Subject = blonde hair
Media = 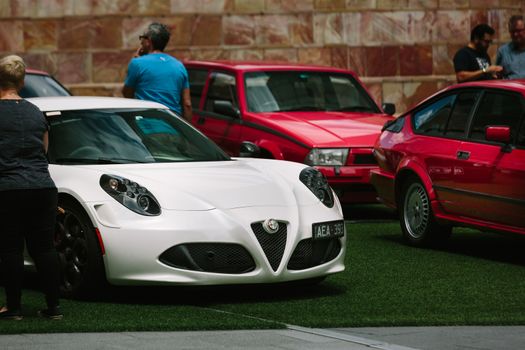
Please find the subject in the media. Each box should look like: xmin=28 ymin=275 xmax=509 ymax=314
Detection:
xmin=0 ymin=55 xmax=26 ymax=90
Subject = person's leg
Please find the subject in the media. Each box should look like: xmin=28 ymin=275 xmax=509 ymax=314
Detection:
xmin=0 ymin=190 xmax=25 ymax=313
xmin=24 ymin=188 xmax=61 ymax=311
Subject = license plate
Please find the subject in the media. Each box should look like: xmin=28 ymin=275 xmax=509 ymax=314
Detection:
xmin=312 ymin=220 xmax=345 ymax=240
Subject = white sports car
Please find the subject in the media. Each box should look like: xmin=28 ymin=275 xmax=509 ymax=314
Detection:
xmin=27 ymin=97 xmax=346 ymax=297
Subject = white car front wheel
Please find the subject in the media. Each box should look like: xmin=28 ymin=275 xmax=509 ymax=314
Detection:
xmin=55 ymin=198 xmax=106 ymax=298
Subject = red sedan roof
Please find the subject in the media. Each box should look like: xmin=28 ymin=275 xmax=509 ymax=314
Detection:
xmin=26 ymin=68 xmax=50 ymax=76
xmin=407 ymin=79 xmax=525 ymax=112
xmin=449 ymin=79 xmax=525 ymax=90
xmin=184 ymin=60 xmax=354 ymax=74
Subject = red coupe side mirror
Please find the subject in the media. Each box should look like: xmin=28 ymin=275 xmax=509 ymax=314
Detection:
xmin=485 ymin=126 xmax=510 ymax=144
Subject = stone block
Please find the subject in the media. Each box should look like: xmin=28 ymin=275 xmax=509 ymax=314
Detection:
xmin=266 ymin=0 xmax=314 ymax=12
xmin=500 ymin=0 xmax=525 ymax=7
xmin=255 ymin=15 xmax=291 ymax=46
xmin=345 ymin=0 xmax=376 ymax=10
xmin=58 ymin=18 xmax=122 ymax=50
xmin=23 ymin=20 xmax=57 ymax=51
xmin=362 ymin=11 xmax=431 ymax=46
xmin=191 ymin=49 xmax=229 ymax=60
xmin=223 ymin=15 xmax=255 ymax=45
xmin=364 ymin=82 xmax=383 ymax=107
xmin=472 ymin=0 xmax=499 ymax=8
xmin=263 ymin=48 xmax=298 ymax=62
xmin=403 ymin=81 xmax=438 ymax=109
xmin=290 ymin=14 xmax=313 ymax=46
xmin=58 ymin=20 xmax=90 ymax=50
xmin=343 ymin=12 xmax=362 ymax=46
xmin=383 ymin=81 xmax=406 ymax=112
xmin=297 ymin=47 xmax=332 ymax=66
xmin=330 ymin=47 xmax=348 ymax=69
xmin=0 ymin=20 xmax=24 ymax=52
xmin=55 ymin=52 xmax=89 ymax=84
xmin=407 ymin=0 xmax=437 ymax=9
xmin=470 ymin=10 xmax=488 ymax=29
xmin=234 ymin=0 xmax=265 ymax=13
xmin=191 ymin=15 xmax=222 ymax=46
xmin=170 ymin=0 xmax=200 ymax=13
xmin=93 ymin=51 xmax=131 ymax=83
xmin=315 ymin=0 xmax=346 ymax=10
xmin=366 ymin=46 xmax=399 ymax=76
xmin=377 ymin=0 xmax=408 ymax=10
xmin=138 ymin=0 xmax=172 ymax=15
xmin=348 ymin=47 xmax=366 ymax=76
xmin=400 ymin=45 xmax=432 ymax=75
xmin=432 ymin=10 xmax=470 ymax=44
xmin=438 ymin=0 xmax=469 ymax=9
xmin=22 ymin=52 xmax=58 ymax=74
xmin=93 ymin=18 xmax=124 ymax=49
xmin=165 ymin=49 xmax=192 ymax=60
xmin=314 ymin=13 xmax=344 ymax=45
xmin=228 ymin=49 xmax=264 ymax=60
xmin=433 ymin=44 xmax=457 ymax=75
xmin=35 ymin=0 xmax=75 ymax=18
xmin=165 ymin=16 xmax=194 ymax=48
xmin=489 ymin=9 xmax=510 ymax=42
xmin=201 ymin=0 xmax=232 ymax=13
xmin=0 ymin=1 xmax=11 ymax=17
xmin=73 ymin=0 xmax=139 ymax=16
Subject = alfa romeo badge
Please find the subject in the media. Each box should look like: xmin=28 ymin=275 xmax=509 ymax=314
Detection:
xmin=262 ymin=218 xmax=279 ymax=234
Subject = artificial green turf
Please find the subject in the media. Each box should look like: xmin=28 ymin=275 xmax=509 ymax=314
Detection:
xmin=3 ymin=218 xmax=525 ymax=333
xmin=212 ymin=222 xmax=525 ymax=327
xmin=0 ymin=291 xmax=282 ymax=334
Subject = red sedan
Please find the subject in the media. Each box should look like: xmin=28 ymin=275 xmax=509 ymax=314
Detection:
xmin=21 ymin=68 xmax=71 ymax=98
xmin=185 ymin=60 xmax=395 ymax=204
xmin=371 ymin=80 xmax=525 ymax=246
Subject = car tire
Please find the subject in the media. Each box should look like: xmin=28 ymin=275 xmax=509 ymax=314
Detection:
xmin=399 ymin=177 xmax=451 ymax=247
xmin=55 ymin=198 xmax=106 ymax=299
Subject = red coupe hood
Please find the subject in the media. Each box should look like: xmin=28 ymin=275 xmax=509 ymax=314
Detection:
xmin=252 ymin=111 xmax=392 ymax=147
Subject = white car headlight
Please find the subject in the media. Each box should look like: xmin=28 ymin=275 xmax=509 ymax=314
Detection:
xmin=299 ymin=167 xmax=334 ymax=208
xmin=100 ymin=174 xmax=161 ymax=216
xmin=305 ymin=148 xmax=349 ymax=166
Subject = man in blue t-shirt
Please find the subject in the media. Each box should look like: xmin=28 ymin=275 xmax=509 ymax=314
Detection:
xmin=122 ymin=22 xmax=192 ymax=121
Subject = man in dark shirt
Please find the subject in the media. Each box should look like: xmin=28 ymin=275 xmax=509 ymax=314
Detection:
xmin=453 ymin=24 xmax=503 ymax=83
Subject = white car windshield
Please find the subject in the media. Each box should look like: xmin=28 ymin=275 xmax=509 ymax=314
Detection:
xmin=47 ymin=108 xmax=230 ymax=164
xmin=244 ymin=71 xmax=380 ymax=113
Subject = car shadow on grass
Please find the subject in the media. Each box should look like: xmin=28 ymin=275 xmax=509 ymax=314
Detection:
xmin=1 ymin=273 xmax=346 ymax=306
xmin=343 ymin=203 xmax=397 ymax=222
xmin=379 ymin=228 xmax=525 ymax=267
xmin=99 ymin=278 xmax=346 ymax=306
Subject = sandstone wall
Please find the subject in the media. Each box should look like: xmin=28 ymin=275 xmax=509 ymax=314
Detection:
xmin=0 ymin=0 xmax=524 ymax=112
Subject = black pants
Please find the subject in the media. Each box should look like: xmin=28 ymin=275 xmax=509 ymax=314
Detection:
xmin=0 ymin=188 xmax=60 ymax=310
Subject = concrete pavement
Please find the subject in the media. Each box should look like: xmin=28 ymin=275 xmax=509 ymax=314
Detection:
xmin=2 ymin=326 xmax=525 ymax=349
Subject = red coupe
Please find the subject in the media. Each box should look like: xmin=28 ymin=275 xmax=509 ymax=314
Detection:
xmin=185 ymin=60 xmax=395 ymax=204
xmin=371 ymin=80 xmax=525 ymax=246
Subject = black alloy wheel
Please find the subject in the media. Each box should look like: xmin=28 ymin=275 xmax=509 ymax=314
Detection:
xmin=54 ymin=198 xmax=106 ymax=298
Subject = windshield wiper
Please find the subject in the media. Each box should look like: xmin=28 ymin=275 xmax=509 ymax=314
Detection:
xmin=99 ymin=157 xmax=152 ymax=164
xmin=53 ymin=157 xmax=151 ymax=165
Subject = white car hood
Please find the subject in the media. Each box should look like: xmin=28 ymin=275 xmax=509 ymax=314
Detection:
xmin=52 ymin=159 xmax=303 ymax=211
